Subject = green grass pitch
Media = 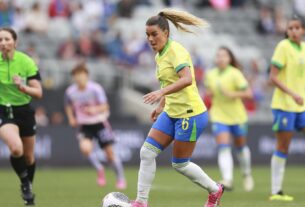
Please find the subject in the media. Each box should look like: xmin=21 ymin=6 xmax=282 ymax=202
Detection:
xmin=0 ymin=166 xmax=304 ymax=207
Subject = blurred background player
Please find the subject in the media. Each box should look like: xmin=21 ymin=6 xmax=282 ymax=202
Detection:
xmin=269 ymin=15 xmax=305 ymax=201
xmin=204 ymin=46 xmax=254 ymax=192
xmin=132 ymin=9 xmax=224 ymax=207
xmin=64 ymin=63 xmax=126 ymax=189
xmin=0 ymin=27 xmax=42 ymax=205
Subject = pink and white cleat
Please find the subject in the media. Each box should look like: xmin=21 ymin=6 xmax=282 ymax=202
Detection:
xmin=97 ymin=169 xmax=106 ymax=186
xmin=116 ymin=179 xmax=127 ymax=190
xmin=204 ymin=184 xmax=225 ymax=207
xmin=131 ymin=200 xmax=148 ymax=207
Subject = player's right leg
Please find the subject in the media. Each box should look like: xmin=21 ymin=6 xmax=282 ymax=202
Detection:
xmin=270 ymin=110 xmax=294 ymax=201
xmin=132 ymin=112 xmax=174 ymax=207
xmin=0 ymin=124 xmax=34 ymax=205
xmin=79 ymin=137 xmax=106 ymax=185
xmin=212 ymin=123 xmax=233 ymax=190
xmin=103 ymin=144 xmax=126 ymax=189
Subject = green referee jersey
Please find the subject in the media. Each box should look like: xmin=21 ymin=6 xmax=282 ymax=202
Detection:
xmin=0 ymin=50 xmax=39 ymax=106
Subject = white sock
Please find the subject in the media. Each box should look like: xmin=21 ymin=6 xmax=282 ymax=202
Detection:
xmin=218 ymin=145 xmax=233 ymax=183
xmin=173 ymin=161 xmax=219 ymax=193
xmin=271 ymin=151 xmax=287 ymax=194
xmin=111 ymin=156 xmax=125 ymax=181
xmin=236 ymin=145 xmax=251 ymax=176
xmin=136 ymin=144 xmax=160 ymax=203
xmin=88 ymin=151 xmax=104 ymax=171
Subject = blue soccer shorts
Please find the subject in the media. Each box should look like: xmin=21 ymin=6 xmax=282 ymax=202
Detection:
xmin=152 ymin=111 xmax=208 ymax=142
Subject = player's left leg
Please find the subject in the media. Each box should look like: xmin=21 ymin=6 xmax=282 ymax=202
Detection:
xmin=269 ymin=110 xmax=296 ymax=201
xmin=234 ymin=136 xmax=253 ymax=192
xmin=103 ymin=144 xmax=126 ymax=189
xmin=171 ymin=112 xmax=224 ymax=207
xmin=232 ymin=123 xmax=254 ymax=192
xmin=21 ymin=136 xmax=36 ymax=184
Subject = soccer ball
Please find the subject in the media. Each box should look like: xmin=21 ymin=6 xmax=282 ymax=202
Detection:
xmin=101 ymin=192 xmax=131 ymax=207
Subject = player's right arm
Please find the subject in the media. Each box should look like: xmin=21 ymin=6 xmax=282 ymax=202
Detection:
xmin=151 ymin=96 xmax=165 ymax=122
xmin=64 ymin=90 xmax=78 ymax=127
xmin=269 ymin=41 xmax=304 ymax=106
xmin=65 ymin=104 xmax=77 ymax=128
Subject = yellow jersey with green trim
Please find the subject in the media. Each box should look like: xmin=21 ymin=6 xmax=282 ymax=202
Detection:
xmin=271 ymin=39 xmax=305 ymax=112
xmin=155 ymin=39 xmax=206 ymax=118
xmin=205 ymin=66 xmax=248 ymax=124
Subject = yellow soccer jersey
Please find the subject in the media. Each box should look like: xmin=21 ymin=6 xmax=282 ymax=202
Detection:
xmin=155 ymin=39 xmax=206 ymax=118
xmin=205 ymin=66 xmax=248 ymax=124
xmin=271 ymin=39 xmax=305 ymax=112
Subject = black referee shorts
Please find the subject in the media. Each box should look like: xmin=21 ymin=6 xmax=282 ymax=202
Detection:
xmin=0 ymin=104 xmax=36 ymax=137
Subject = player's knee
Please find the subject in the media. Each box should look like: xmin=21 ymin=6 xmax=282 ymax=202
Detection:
xmin=10 ymin=144 xmax=23 ymax=157
xmin=80 ymin=141 xmax=92 ymax=157
xmin=171 ymin=157 xmax=190 ymax=173
xmin=140 ymin=145 xmax=158 ymax=161
xmin=106 ymin=151 xmax=115 ymax=162
xmin=276 ymin=143 xmax=289 ymax=153
xmin=80 ymin=145 xmax=92 ymax=156
xmin=82 ymin=149 xmax=91 ymax=157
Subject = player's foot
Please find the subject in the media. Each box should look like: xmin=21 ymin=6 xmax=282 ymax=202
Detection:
xmin=219 ymin=180 xmax=233 ymax=191
xmin=204 ymin=184 xmax=225 ymax=207
xmin=269 ymin=191 xmax=294 ymax=201
xmin=243 ymin=175 xmax=254 ymax=192
xmin=21 ymin=182 xmax=35 ymax=206
xmin=97 ymin=169 xmax=106 ymax=186
xmin=116 ymin=179 xmax=127 ymax=190
xmin=131 ymin=200 xmax=148 ymax=207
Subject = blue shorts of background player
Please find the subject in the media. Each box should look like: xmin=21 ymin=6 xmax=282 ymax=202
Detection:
xmin=212 ymin=122 xmax=248 ymax=137
xmin=151 ymin=111 xmax=209 ymax=142
xmin=272 ymin=109 xmax=305 ymax=132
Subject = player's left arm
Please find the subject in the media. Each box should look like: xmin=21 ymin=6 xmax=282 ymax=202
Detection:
xmin=143 ymin=66 xmax=192 ymax=104
xmin=86 ymin=103 xmax=109 ymax=115
xmin=13 ymin=73 xmax=42 ymax=99
xmin=13 ymin=56 xmax=43 ymax=99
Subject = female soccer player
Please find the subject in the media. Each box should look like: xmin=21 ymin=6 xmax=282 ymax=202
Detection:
xmin=269 ymin=16 xmax=305 ymax=201
xmin=65 ymin=63 xmax=126 ymax=189
xmin=132 ymin=9 xmax=224 ymax=207
xmin=205 ymin=47 xmax=254 ymax=192
xmin=0 ymin=27 xmax=42 ymax=205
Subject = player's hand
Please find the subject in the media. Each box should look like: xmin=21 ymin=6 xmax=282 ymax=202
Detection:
xmin=69 ymin=118 xmax=78 ymax=128
xmin=13 ymin=75 xmax=28 ymax=93
xmin=292 ymin=94 xmax=304 ymax=106
xmin=13 ymin=75 xmax=23 ymax=86
xmin=150 ymin=106 xmax=163 ymax=122
xmin=143 ymin=90 xmax=163 ymax=105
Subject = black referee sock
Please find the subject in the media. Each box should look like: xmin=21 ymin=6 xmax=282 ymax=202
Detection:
xmin=27 ymin=162 xmax=36 ymax=183
xmin=10 ymin=156 xmax=30 ymax=184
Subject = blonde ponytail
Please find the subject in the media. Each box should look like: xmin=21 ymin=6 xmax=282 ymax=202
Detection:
xmin=158 ymin=8 xmax=209 ymax=33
